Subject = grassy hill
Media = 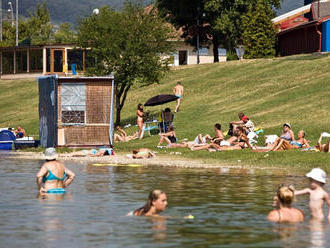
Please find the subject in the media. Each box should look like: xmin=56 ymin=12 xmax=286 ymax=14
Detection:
xmin=1 ymin=53 xmax=329 ymax=168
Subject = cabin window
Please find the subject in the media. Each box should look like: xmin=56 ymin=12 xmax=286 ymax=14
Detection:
xmin=61 ymin=83 xmax=86 ymax=125
xmin=68 ymin=49 xmax=83 ymax=71
xmin=29 ymin=49 xmax=43 ymax=71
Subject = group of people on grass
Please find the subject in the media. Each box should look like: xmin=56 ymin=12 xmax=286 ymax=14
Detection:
xmin=36 ymin=149 xmax=330 ymax=224
xmin=156 ymin=113 xmax=329 ymax=153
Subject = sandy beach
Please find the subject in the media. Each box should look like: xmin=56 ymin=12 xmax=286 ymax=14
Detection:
xmin=0 ymin=151 xmax=293 ymax=173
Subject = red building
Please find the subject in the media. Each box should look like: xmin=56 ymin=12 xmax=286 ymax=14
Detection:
xmin=275 ymin=1 xmax=330 ymax=56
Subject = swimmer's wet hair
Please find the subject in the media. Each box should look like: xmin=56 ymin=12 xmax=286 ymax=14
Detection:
xmin=277 ymin=185 xmax=295 ymax=205
xmin=134 ymin=189 xmax=165 ymax=216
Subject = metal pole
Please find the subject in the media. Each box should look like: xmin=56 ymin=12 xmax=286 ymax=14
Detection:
xmin=0 ymin=0 xmax=2 ymax=42
xmin=9 ymin=2 xmax=14 ymax=27
xmin=109 ymin=77 xmax=115 ymax=147
xmin=15 ymin=0 xmax=18 ymax=46
xmin=197 ymin=18 xmax=200 ymax=64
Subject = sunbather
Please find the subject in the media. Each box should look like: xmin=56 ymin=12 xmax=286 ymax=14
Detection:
xmin=157 ymin=126 xmax=188 ymax=148
xmin=316 ymin=133 xmax=330 ymax=153
xmin=191 ymin=127 xmax=252 ymax=151
xmin=114 ymin=126 xmax=138 ymax=142
xmin=230 ymin=113 xmax=255 ymax=134
xmin=63 ymin=148 xmax=114 ymax=157
xmin=14 ymin=125 xmax=26 ymax=138
xmin=189 ymin=123 xmax=225 ymax=149
xmin=132 ymin=148 xmax=156 ymax=159
xmin=270 ymin=130 xmax=310 ymax=151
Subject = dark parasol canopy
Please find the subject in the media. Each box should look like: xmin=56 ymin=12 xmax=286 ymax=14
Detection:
xmin=144 ymin=94 xmax=179 ymax=107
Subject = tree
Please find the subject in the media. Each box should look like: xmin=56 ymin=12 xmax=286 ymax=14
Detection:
xmin=157 ymin=0 xmax=221 ymax=62
xmin=0 ymin=3 xmax=54 ymax=47
xmin=54 ymin=23 xmax=76 ymax=44
xmin=242 ymin=0 xmax=277 ymax=58
xmin=26 ymin=3 xmax=54 ymax=44
xmin=204 ymin=0 xmax=281 ymax=52
xmin=77 ymin=3 xmax=175 ymax=125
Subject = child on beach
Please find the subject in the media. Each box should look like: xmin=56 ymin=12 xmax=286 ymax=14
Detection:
xmin=294 ymin=168 xmax=330 ymax=222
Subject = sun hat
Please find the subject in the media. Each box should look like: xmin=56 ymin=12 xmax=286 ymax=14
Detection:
xmin=44 ymin=147 xmax=58 ymax=160
xmin=306 ymin=168 xmax=327 ymax=184
xmin=283 ymin=123 xmax=291 ymax=129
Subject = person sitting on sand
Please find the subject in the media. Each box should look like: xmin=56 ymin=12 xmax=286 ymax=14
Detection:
xmin=36 ymin=148 xmax=75 ymax=195
xmin=64 ymin=147 xmax=114 ymax=157
xmin=294 ymin=168 xmax=330 ymax=222
xmin=128 ymin=189 xmax=168 ymax=216
xmin=316 ymin=133 xmax=330 ymax=153
xmin=191 ymin=126 xmax=252 ymax=151
xmin=270 ymin=130 xmax=310 ymax=151
xmin=157 ymin=126 xmax=188 ymax=148
xmin=267 ymin=185 xmax=304 ymax=223
xmin=230 ymin=113 xmax=255 ymax=134
xmin=114 ymin=126 xmax=138 ymax=142
xmin=14 ymin=125 xmax=26 ymax=138
xmin=132 ymin=148 xmax=156 ymax=159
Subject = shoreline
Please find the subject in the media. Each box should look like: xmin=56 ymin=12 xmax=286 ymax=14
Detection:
xmin=0 ymin=151 xmax=301 ymax=174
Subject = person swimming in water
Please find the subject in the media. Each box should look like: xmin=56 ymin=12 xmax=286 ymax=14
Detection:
xmin=36 ymin=148 xmax=75 ymax=195
xmin=128 ymin=189 xmax=168 ymax=217
xmin=294 ymin=168 xmax=330 ymax=222
xmin=267 ymin=185 xmax=304 ymax=223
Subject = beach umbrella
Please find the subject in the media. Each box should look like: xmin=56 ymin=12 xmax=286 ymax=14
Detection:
xmin=144 ymin=94 xmax=179 ymax=107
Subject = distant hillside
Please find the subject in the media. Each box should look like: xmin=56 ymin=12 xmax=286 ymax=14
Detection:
xmin=15 ymin=0 xmax=124 ymax=25
xmin=13 ymin=0 xmax=302 ymax=24
xmin=277 ymin=0 xmax=304 ymax=15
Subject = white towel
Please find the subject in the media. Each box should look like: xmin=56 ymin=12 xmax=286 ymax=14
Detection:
xmin=321 ymin=132 xmax=330 ymax=138
xmin=265 ymin=135 xmax=278 ymax=144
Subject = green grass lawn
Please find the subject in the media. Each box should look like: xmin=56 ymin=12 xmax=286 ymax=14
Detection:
xmin=1 ymin=53 xmax=329 ymax=169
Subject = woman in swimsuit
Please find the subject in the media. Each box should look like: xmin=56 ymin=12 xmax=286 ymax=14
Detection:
xmin=316 ymin=133 xmax=330 ymax=153
xmin=271 ymin=129 xmax=309 ymax=151
xmin=114 ymin=126 xmax=138 ymax=142
xmin=36 ymin=148 xmax=75 ymax=195
xmin=132 ymin=148 xmax=156 ymax=159
xmin=137 ymin=104 xmax=144 ymax=140
xmin=128 ymin=189 xmax=168 ymax=216
xmin=268 ymin=185 xmax=304 ymax=223
xmin=157 ymin=126 xmax=188 ymax=148
xmin=269 ymin=123 xmax=295 ymax=151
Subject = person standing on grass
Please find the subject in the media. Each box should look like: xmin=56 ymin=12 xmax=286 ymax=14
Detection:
xmin=173 ymin=82 xmax=184 ymax=113
xmin=137 ymin=104 xmax=145 ymax=139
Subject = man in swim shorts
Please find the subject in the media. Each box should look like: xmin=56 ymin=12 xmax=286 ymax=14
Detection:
xmin=173 ymin=82 xmax=184 ymax=113
xmin=14 ymin=125 xmax=26 ymax=138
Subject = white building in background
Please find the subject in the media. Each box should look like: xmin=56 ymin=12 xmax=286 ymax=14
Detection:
xmin=170 ymin=42 xmax=227 ymax=66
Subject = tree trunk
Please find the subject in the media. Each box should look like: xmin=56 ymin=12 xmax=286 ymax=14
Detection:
xmin=115 ymin=83 xmax=131 ymax=127
xmin=115 ymin=94 xmax=122 ymax=126
xmin=213 ymin=35 xmax=219 ymax=63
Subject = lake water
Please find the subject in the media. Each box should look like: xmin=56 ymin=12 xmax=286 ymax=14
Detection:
xmin=0 ymin=158 xmax=330 ymax=248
